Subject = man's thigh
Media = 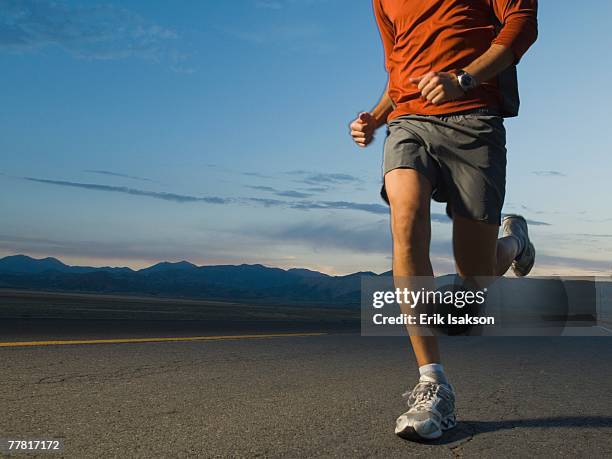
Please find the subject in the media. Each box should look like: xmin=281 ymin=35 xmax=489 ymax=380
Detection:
xmin=452 ymin=215 xmax=499 ymax=278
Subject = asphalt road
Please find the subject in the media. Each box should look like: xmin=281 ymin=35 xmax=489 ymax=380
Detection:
xmin=2 ymin=333 xmax=612 ymax=458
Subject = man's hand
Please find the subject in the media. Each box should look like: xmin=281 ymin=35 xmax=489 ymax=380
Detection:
xmin=409 ymin=71 xmax=464 ymax=105
xmin=349 ymin=112 xmax=376 ymax=148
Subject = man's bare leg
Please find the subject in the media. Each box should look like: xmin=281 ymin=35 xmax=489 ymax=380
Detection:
xmin=384 ymin=168 xmax=439 ymax=366
xmin=387 ymin=169 xmax=458 ymax=441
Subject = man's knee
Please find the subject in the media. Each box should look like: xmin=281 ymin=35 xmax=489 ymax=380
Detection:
xmin=384 ymin=168 xmax=432 ymax=252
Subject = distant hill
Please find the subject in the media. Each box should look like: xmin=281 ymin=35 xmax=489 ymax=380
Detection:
xmin=138 ymin=261 xmax=198 ymax=273
xmin=0 ymin=254 xmax=133 ymax=274
xmin=0 ymin=254 xmax=375 ymax=306
xmin=0 ymin=255 xmax=70 ymax=273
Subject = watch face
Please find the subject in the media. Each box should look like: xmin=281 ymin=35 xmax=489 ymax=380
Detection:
xmin=461 ymin=74 xmax=472 ymax=88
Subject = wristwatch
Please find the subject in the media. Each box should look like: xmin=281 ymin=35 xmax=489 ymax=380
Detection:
xmin=456 ymin=70 xmax=478 ymax=92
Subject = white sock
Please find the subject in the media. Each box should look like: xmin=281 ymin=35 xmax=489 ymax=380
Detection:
xmin=419 ymin=363 xmax=448 ymax=384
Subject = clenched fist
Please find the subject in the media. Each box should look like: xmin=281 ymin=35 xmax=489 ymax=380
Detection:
xmin=409 ymin=71 xmax=465 ymax=105
xmin=349 ymin=112 xmax=376 ymax=148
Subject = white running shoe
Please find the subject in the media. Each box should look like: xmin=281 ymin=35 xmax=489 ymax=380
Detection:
xmin=395 ymin=373 xmax=457 ymax=441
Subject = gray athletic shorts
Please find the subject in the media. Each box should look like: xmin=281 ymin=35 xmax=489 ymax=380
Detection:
xmin=381 ymin=112 xmax=507 ymax=226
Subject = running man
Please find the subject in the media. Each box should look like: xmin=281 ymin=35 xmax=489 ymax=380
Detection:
xmin=349 ymin=0 xmax=538 ymax=442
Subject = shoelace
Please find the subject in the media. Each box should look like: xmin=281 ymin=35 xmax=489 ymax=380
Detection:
xmin=403 ymin=381 xmax=439 ymax=410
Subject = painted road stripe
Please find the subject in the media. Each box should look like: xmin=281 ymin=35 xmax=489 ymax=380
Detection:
xmin=0 ymin=332 xmax=327 ymax=348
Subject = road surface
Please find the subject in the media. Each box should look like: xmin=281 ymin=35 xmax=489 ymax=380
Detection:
xmin=2 ymin=332 xmax=612 ymax=457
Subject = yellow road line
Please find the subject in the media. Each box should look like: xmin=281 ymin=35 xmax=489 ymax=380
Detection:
xmin=0 ymin=332 xmax=327 ymax=348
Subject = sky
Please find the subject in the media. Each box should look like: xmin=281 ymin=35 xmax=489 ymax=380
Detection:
xmin=1 ymin=0 xmax=612 ymax=276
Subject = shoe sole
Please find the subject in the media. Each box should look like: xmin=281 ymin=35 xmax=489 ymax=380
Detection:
xmin=395 ymin=414 xmax=457 ymax=442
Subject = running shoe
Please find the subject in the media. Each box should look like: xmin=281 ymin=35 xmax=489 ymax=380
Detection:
xmin=395 ymin=373 xmax=457 ymax=441
xmin=502 ymin=214 xmax=536 ymax=277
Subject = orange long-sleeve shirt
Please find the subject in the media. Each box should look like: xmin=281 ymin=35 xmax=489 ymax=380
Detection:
xmin=373 ymin=0 xmax=538 ymax=119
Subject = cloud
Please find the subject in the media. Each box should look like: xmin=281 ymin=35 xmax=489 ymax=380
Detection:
xmin=277 ymin=190 xmax=313 ymax=198
xmin=248 ymin=185 xmax=277 ymax=193
xmin=23 ymin=177 xmax=230 ymax=204
xmin=243 ymin=171 xmax=274 ymax=179
xmin=248 ymin=197 xmax=287 ymax=207
xmin=83 ymin=169 xmax=159 ymax=184
xmin=247 ymin=185 xmax=313 ymax=199
xmin=0 ymin=0 xmax=184 ymax=66
xmin=302 ymin=186 xmax=329 ymax=193
xmin=287 ymin=170 xmax=363 ymax=186
xmin=532 ymin=170 xmax=566 ymax=177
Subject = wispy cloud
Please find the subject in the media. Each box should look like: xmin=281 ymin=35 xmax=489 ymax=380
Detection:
xmin=247 ymin=185 xmax=313 ymax=199
xmin=287 ymin=170 xmax=363 ymax=186
xmin=248 ymin=185 xmax=277 ymax=193
xmin=243 ymin=171 xmax=274 ymax=179
xmin=0 ymin=0 xmax=186 ymax=68
xmin=532 ymin=170 xmax=566 ymax=177
xmin=23 ymin=177 xmax=229 ymax=204
xmin=303 ymin=186 xmax=329 ymax=193
xmin=84 ymin=169 xmax=159 ymax=184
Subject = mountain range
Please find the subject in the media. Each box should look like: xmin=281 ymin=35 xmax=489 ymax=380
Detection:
xmin=0 ymin=255 xmax=381 ymax=306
